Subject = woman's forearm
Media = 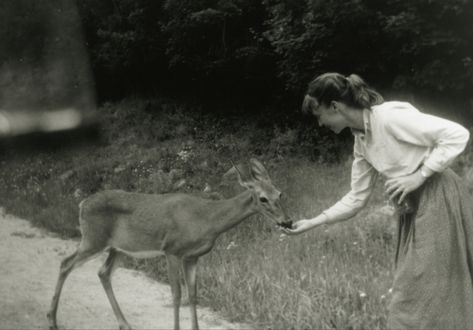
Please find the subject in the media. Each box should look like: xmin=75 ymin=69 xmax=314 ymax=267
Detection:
xmin=309 ymin=212 xmax=352 ymax=228
xmin=284 ymin=209 xmax=358 ymax=235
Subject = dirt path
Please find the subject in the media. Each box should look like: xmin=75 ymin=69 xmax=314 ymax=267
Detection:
xmin=0 ymin=210 xmax=248 ymax=330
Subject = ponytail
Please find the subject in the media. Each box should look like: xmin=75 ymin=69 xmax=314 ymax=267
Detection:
xmin=305 ymin=72 xmax=383 ymax=110
xmin=345 ymin=74 xmax=384 ymax=109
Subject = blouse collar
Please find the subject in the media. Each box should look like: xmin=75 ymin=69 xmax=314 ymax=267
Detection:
xmin=351 ymin=109 xmax=371 ymax=137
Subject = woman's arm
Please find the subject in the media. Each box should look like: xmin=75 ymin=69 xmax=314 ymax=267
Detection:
xmin=284 ymin=139 xmax=378 ymax=235
xmin=384 ymin=105 xmax=470 ymax=173
xmin=382 ymin=104 xmax=469 ymax=203
xmin=281 ymin=210 xmax=352 ymax=235
xmin=385 ymin=167 xmax=427 ymax=203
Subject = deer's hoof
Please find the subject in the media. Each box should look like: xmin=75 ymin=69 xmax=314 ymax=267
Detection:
xmin=46 ymin=312 xmax=58 ymax=330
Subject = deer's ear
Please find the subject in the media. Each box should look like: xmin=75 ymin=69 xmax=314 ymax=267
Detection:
xmin=222 ymin=163 xmax=255 ymax=188
xmin=249 ymin=158 xmax=270 ymax=182
xmin=235 ymin=163 xmax=255 ymax=188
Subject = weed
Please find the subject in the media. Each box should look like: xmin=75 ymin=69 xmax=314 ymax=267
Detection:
xmin=1 ymin=97 xmax=471 ymax=329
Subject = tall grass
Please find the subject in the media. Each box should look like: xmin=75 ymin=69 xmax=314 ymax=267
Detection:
xmin=0 ymin=97 xmax=470 ymax=329
xmin=192 ymin=159 xmax=395 ymax=329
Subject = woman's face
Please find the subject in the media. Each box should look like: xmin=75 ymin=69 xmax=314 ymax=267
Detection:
xmin=311 ymin=101 xmax=347 ymax=134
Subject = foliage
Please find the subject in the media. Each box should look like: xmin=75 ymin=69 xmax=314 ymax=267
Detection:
xmin=72 ymin=0 xmax=473 ymax=112
xmin=3 ymin=0 xmax=472 ymax=119
xmin=161 ymin=0 xmax=280 ymax=104
xmin=1 ymin=97 xmax=472 ymax=328
xmin=77 ymin=0 xmax=168 ymax=97
xmin=75 ymin=0 xmax=280 ymax=103
xmin=263 ymin=0 xmax=473 ymax=102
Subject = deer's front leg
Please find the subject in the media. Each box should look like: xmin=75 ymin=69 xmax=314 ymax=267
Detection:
xmin=98 ymin=249 xmax=132 ymax=330
xmin=182 ymin=257 xmax=199 ymax=330
xmin=166 ymin=255 xmax=182 ymax=330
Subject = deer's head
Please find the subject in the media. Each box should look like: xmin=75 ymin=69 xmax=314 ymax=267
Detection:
xmin=225 ymin=158 xmax=291 ymax=229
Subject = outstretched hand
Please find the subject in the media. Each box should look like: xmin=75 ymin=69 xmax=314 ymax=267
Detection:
xmin=385 ymin=170 xmax=426 ymax=203
xmin=280 ymin=219 xmax=315 ymax=235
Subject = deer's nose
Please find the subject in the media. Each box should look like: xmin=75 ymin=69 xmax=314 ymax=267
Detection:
xmin=279 ymin=220 xmax=293 ymax=229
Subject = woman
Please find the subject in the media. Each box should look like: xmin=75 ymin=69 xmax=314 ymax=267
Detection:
xmin=282 ymin=72 xmax=473 ymax=329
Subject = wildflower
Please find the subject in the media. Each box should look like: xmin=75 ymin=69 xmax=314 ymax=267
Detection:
xmin=226 ymin=241 xmax=238 ymax=250
xmin=177 ymin=150 xmax=193 ymax=161
xmin=203 ymin=183 xmax=212 ymax=193
xmin=73 ymin=188 xmax=83 ymax=199
xmin=359 ymin=290 xmax=367 ymax=298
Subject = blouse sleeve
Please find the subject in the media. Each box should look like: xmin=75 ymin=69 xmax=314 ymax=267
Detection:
xmin=322 ymin=138 xmax=378 ymax=221
xmin=383 ymin=106 xmax=470 ymax=172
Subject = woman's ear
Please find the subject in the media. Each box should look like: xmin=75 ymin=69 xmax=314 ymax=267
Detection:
xmin=331 ymin=101 xmax=346 ymax=114
xmin=330 ymin=101 xmax=339 ymax=112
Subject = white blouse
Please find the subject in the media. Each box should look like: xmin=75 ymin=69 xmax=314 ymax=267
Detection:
xmin=322 ymin=101 xmax=470 ymax=220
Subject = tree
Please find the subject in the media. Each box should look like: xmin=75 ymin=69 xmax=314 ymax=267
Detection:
xmin=263 ymin=0 xmax=473 ymax=111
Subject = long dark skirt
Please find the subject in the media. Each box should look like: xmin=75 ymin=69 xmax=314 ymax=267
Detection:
xmin=387 ymin=168 xmax=473 ymax=329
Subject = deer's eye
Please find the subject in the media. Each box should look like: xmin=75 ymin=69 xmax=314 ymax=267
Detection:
xmin=259 ymin=197 xmax=269 ymax=203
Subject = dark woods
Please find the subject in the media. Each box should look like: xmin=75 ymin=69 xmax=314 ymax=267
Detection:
xmin=77 ymin=0 xmax=473 ymax=116
xmin=78 ymin=0 xmax=280 ymax=107
xmin=1 ymin=0 xmax=472 ymax=118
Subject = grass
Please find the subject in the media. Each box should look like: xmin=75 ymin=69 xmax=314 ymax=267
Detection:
xmin=0 ymin=97 xmax=471 ymax=329
xmin=191 ymin=158 xmax=395 ymax=329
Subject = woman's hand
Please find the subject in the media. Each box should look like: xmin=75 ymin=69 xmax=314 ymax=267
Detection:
xmin=280 ymin=213 xmax=330 ymax=235
xmin=280 ymin=219 xmax=314 ymax=235
xmin=385 ymin=170 xmax=426 ymax=203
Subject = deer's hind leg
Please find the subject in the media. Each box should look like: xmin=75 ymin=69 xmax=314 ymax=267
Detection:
xmin=98 ymin=248 xmax=132 ymax=330
xmin=47 ymin=242 xmax=104 ymax=329
xmin=166 ymin=254 xmax=182 ymax=330
xmin=182 ymin=257 xmax=199 ymax=330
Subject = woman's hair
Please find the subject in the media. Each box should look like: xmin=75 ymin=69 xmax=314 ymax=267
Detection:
xmin=302 ymin=73 xmax=384 ymax=114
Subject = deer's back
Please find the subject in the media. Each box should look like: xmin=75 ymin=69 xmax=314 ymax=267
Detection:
xmin=78 ymin=190 xmax=217 ymax=256
xmin=80 ymin=189 xmax=214 ymax=219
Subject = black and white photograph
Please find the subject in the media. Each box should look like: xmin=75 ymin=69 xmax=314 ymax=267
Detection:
xmin=1 ymin=0 xmax=472 ymax=329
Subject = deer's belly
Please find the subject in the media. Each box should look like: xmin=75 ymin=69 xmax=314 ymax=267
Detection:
xmin=115 ymin=247 xmax=164 ymax=258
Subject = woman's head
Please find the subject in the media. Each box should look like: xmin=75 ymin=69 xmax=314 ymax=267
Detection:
xmin=302 ymin=73 xmax=383 ymax=115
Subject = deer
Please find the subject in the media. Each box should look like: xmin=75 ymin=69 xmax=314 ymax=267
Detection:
xmin=47 ymin=158 xmax=291 ymax=330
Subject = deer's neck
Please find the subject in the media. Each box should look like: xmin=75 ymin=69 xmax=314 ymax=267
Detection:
xmin=209 ymin=190 xmax=256 ymax=236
